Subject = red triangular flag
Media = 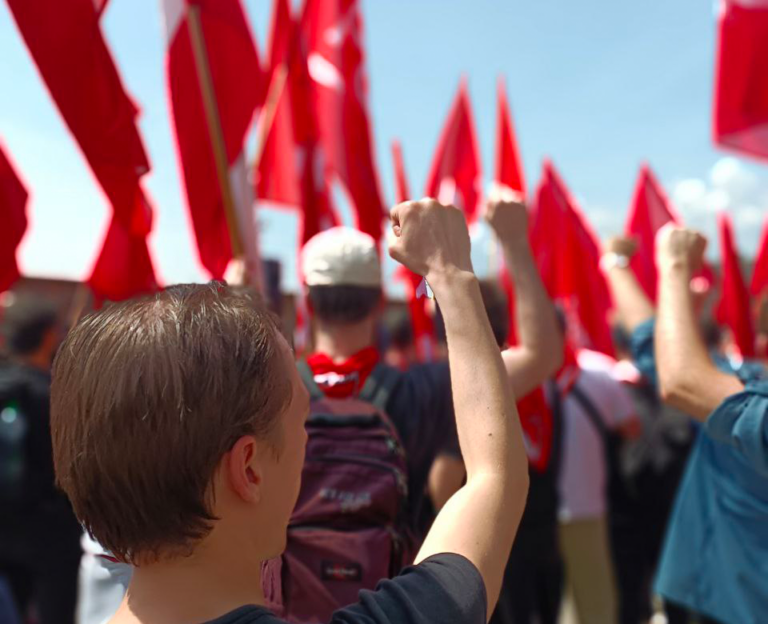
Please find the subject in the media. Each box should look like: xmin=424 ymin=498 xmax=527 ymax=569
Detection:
xmin=625 ymin=164 xmax=683 ymax=301
xmin=751 ymin=215 xmax=768 ymax=297
xmin=266 ymin=0 xmax=292 ymax=82
xmin=391 ymin=140 xmax=435 ymax=363
xmin=0 ymin=145 xmax=29 ymax=293
xmin=425 ymin=79 xmax=483 ymax=222
xmin=7 ymin=0 xmax=152 ymax=235
xmin=713 ymin=0 xmax=768 ymax=160
xmin=161 ymin=0 xmax=265 ymax=279
xmin=88 ymin=211 xmax=160 ymax=302
xmin=531 ymin=161 xmax=614 ymax=356
xmin=494 ymin=77 xmax=527 ymax=345
xmin=302 ymin=0 xmax=385 ymax=242
xmin=716 ymin=212 xmax=755 ymax=357
xmin=256 ymin=9 xmax=339 ymax=244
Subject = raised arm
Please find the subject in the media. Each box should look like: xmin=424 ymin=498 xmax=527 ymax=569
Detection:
xmin=654 ymin=225 xmax=743 ymax=420
xmin=485 ymin=188 xmax=563 ymax=397
xmin=602 ymin=237 xmax=656 ymax=333
xmin=388 ymin=199 xmax=529 ymax=618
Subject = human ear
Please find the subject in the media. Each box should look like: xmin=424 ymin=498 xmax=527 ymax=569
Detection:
xmin=226 ymin=435 xmax=262 ymax=503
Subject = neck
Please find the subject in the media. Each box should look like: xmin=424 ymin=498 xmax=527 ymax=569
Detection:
xmin=113 ymin=538 xmax=265 ymax=624
xmin=313 ymin=319 xmax=376 ymax=362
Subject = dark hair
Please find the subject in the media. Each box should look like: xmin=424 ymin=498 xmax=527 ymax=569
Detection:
xmin=50 ymin=283 xmax=292 ymax=564
xmin=308 ymin=285 xmax=382 ymax=325
xmin=479 ymin=281 xmax=510 ymax=349
xmin=2 ymin=297 xmax=58 ymax=355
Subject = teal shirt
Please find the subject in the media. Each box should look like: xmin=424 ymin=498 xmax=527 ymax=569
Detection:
xmin=631 ymin=321 xmax=768 ymax=624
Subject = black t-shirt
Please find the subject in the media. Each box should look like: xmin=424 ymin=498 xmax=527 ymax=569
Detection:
xmin=205 ymin=554 xmax=485 ymax=624
xmin=382 ymin=362 xmax=458 ymax=527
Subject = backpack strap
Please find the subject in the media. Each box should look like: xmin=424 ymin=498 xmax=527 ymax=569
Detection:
xmin=358 ymin=364 xmax=402 ymax=412
xmin=569 ymin=383 xmax=609 ymax=439
xmin=296 ymin=360 xmax=325 ymax=401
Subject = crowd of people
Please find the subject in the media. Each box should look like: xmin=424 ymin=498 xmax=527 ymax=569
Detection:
xmin=0 ymin=195 xmax=766 ymax=624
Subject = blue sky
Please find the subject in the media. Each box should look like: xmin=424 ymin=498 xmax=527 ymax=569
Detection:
xmin=2 ymin=0 xmax=767 ymax=292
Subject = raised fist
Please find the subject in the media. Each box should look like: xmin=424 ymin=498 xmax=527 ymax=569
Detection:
xmin=388 ymin=198 xmax=473 ymax=280
xmin=603 ymin=236 xmax=638 ymax=259
xmin=484 ymin=184 xmax=528 ymax=244
xmin=655 ymin=224 xmax=708 ymax=272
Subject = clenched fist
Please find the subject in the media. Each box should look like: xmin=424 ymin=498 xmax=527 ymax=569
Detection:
xmin=603 ymin=236 xmax=638 ymax=259
xmin=656 ymin=224 xmax=708 ymax=272
xmin=484 ymin=184 xmax=529 ymax=245
xmin=388 ymin=198 xmax=473 ymax=281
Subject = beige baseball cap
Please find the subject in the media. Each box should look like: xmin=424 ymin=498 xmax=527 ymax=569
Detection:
xmin=301 ymin=226 xmax=381 ymax=288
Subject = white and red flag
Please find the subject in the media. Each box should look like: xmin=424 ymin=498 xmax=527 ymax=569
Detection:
xmin=302 ymin=0 xmax=385 ymax=242
xmin=7 ymin=0 xmax=152 ymax=235
xmin=0 ymin=144 xmax=29 ymax=294
xmin=713 ymin=0 xmax=768 ymax=160
xmin=161 ymin=0 xmax=264 ymax=280
xmin=391 ymin=140 xmax=436 ymax=363
xmin=425 ymin=79 xmax=483 ymax=223
xmin=531 ymin=161 xmax=614 ymax=356
xmin=256 ymin=0 xmax=339 ymax=245
xmin=715 ymin=212 xmax=756 ymax=358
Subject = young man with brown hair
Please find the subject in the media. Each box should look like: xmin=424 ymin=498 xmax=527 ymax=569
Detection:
xmin=51 ymin=199 xmax=531 ymax=624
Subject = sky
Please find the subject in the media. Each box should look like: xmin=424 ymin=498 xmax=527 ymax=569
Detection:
xmin=1 ymin=0 xmax=767 ymax=294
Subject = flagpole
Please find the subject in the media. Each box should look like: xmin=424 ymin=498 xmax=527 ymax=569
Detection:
xmin=186 ymin=5 xmax=244 ymax=261
xmin=253 ymin=64 xmax=288 ymax=172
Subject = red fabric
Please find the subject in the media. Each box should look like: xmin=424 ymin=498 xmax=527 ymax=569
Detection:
xmin=306 ymin=347 xmax=380 ymax=399
xmin=301 ymin=0 xmax=385 ymax=242
xmin=0 ymin=145 xmax=28 ymax=293
xmin=713 ymin=0 xmax=768 ymax=161
xmin=494 ymin=77 xmax=527 ymax=345
xmin=391 ymin=140 xmax=436 ymax=363
xmin=517 ymin=387 xmax=553 ymax=473
xmin=625 ymin=165 xmax=682 ymax=301
xmin=7 ymin=0 xmax=151 ymax=235
xmin=88 ymin=213 xmax=159 ymax=302
xmin=164 ymin=0 xmax=265 ymax=278
xmin=266 ymin=0 xmax=292 ymax=82
xmin=256 ymin=8 xmax=339 ymax=244
xmin=751 ymin=215 xmax=768 ymax=297
xmin=715 ymin=212 xmax=755 ymax=358
xmin=531 ymin=161 xmax=614 ymax=356
xmin=424 ymin=79 xmax=482 ymax=222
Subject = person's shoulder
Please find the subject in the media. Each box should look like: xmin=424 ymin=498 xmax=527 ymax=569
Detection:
xmin=333 ymin=553 xmax=486 ymax=624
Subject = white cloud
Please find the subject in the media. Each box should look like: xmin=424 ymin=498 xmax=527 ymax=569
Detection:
xmin=671 ymin=157 xmax=768 ymax=259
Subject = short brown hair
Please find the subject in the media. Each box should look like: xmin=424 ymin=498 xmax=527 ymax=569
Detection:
xmin=51 ymin=283 xmax=292 ymax=564
xmin=308 ymin=285 xmax=382 ymax=325
xmin=479 ymin=281 xmax=510 ymax=348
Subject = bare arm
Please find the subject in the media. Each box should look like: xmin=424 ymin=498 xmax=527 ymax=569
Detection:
xmin=389 ymin=199 xmax=529 ymax=619
xmin=427 ymin=453 xmax=466 ymax=512
xmin=655 ymin=226 xmax=743 ymax=420
xmin=487 ymin=189 xmax=563 ymax=397
xmin=602 ymin=237 xmax=655 ymax=333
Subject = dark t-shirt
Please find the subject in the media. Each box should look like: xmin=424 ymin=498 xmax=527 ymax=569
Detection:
xmin=205 ymin=554 xmax=485 ymax=624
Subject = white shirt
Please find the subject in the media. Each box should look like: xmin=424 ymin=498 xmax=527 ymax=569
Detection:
xmin=557 ymin=352 xmax=636 ymax=523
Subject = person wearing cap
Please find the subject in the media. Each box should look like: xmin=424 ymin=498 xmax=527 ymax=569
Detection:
xmin=300 ymin=189 xmax=563 ymax=539
xmin=0 ymin=296 xmax=82 ymax=624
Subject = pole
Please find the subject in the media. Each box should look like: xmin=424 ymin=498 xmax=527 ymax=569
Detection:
xmin=253 ymin=64 xmax=288 ymax=172
xmin=186 ymin=5 xmax=244 ymax=260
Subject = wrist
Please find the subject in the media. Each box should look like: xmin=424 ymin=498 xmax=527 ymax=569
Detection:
xmin=658 ymin=257 xmax=694 ymax=277
xmin=426 ymin=266 xmax=476 ymax=296
xmin=599 ymin=252 xmax=631 ymax=273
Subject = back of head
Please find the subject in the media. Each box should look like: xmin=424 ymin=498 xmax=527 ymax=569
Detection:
xmin=50 ymin=283 xmax=292 ymax=564
xmin=301 ymin=227 xmax=382 ymax=326
xmin=1 ymin=295 xmax=58 ymax=357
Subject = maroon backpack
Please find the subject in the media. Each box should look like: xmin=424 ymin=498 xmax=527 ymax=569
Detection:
xmin=262 ymin=361 xmax=413 ymax=623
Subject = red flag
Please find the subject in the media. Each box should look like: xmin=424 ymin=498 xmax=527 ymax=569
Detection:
xmin=0 ymin=145 xmax=29 ymax=293
xmin=7 ymin=0 xmax=152 ymax=235
xmin=531 ymin=161 xmax=614 ymax=356
xmin=88 ymin=213 xmax=159 ymax=302
xmin=494 ymin=77 xmax=527 ymax=345
xmin=625 ymin=165 xmax=683 ymax=301
xmin=716 ymin=212 xmax=756 ymax=357
xmin=256 ymin=9 xmax=339 ymax=244
xmin=391 ymin=140 xmax=435 ymax=362
xmin=425 ymin=79 xmax=483 ymax=222
xmin=266 ymin=0 xmax=292 ymax=80
xmin=161 ymin=0 xmax=265 ymax=279
xmin=751 ymin=215 xmax=768 ymax=297
xmin=302 ymin=0 xmax=385 ymax=241
xmin=713 ymin=0 xmax=768 ymax=160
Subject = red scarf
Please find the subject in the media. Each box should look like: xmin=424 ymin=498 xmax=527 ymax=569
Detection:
xmin=306 ymin=347 xmax=380 ymax=399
